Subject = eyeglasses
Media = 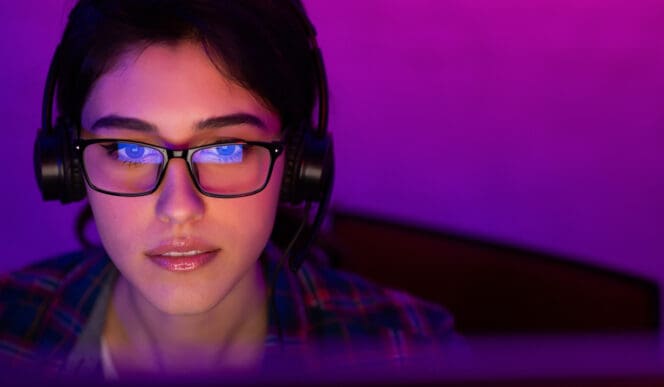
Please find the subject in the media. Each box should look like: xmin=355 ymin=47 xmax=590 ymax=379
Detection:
xmin=75 ymin=139 xmax=284 ymax=198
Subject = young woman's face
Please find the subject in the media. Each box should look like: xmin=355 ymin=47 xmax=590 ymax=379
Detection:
xmin=80 ymin=41 xmax=283 ymax=315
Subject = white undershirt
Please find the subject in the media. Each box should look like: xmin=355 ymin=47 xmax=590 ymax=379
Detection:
xmin=100 ymin=336 xmax=120 ymax=380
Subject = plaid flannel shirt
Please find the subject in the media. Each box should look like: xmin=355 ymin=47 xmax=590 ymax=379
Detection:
xmin=0 ymin=243 xmax=457 ymax=378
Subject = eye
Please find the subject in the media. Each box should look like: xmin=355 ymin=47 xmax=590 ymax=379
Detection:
xmin=115 ymin=142 xmax=162 ymax=164
xmin=215 ymin=144 xmax=241 ymax=156
xmin=194 ymin=143 xmax=244 ymax=164
xmin=121 ymin=143 xmax=145 ymax=158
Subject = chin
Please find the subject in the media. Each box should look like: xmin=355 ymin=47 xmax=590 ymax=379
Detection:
xmin=146 ymin=286 xmax=229 ymax=316
xmin=136 ymin=260 xmax=262 ymax=317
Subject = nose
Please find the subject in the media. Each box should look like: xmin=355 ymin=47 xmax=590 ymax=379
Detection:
xmin=155 ymin=159 xmax=205 ymax=225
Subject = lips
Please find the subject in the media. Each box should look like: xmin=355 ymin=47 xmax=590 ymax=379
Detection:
xmin=145 ymin=237 xmax=219 ymax=272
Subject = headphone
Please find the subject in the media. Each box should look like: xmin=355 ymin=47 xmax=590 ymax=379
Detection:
xmin=33 ymin=0 xmax=334 ymax=271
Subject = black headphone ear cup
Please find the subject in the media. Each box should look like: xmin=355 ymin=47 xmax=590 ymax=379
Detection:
xmin=280 ymin=126 xmax=334 ymax=205
xmin=33 ymin=120 xmax=85 ymax=203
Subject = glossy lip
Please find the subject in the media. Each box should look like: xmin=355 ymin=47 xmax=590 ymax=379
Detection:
xmin=145 ymin=237 xmax=220 ymax=272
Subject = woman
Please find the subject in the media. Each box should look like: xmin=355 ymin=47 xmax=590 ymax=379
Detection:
xmin=1 ymin=0 xmax=456 ymax=379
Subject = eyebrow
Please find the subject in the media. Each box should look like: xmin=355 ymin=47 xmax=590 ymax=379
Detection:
xmin=89 ymin=113 xmax=267 ymax=132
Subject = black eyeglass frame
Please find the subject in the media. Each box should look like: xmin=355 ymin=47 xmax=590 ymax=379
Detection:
xmin=74 ymin=138 xmax=285 ymax=198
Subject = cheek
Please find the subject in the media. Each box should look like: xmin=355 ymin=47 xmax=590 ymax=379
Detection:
xmin=87 ymin=189 xmax=150 ymax=258
xmin=224 ymin=157 xmax=284 ymax=249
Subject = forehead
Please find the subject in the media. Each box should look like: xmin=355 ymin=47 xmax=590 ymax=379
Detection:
xmin=80 ymin=41 xmax=280 ymax=141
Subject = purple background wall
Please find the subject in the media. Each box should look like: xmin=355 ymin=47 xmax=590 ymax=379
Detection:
xmin=1 ymin=0 xmax=662 ymax=290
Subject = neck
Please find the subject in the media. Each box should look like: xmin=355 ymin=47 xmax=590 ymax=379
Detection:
xmin=104 ymin=262 xmax=268 ymax=375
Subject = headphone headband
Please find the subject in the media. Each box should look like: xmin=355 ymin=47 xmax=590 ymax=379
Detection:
xmin=41 ymin=44 xmax=60 ymax=136
xmin=36 ymin=0 xmax=331 ymax=203
xmin=285 ymin=0 xmax=329 ymax=137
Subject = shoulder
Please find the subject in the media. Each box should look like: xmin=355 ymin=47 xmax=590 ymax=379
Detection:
xmin=297 ymin=261 xmax=455 ymax=341
xmin=0 ymin=249 xmax=112 ymax=362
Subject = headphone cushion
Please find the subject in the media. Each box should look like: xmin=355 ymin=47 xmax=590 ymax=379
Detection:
xmin=280 ymin=126 xmax=333 ymax=205
xmin=280 ymin=127 xmax=304 ymax=204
